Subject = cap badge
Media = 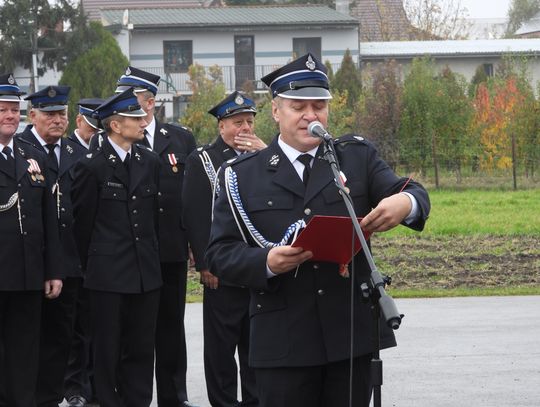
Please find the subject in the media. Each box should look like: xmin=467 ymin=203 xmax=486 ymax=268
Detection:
xmin=306 ymin=55 xmax=316 ymax=71
xmin=48 ymin=88 xmax=57 ymax=98
xmin=269 ymin=154 xmax=280 ymax=167
xmin=126 ymin=67 xmax=131 ymax=75
xmin=8 ymin=74 xmax=15 ymax=85
xmin=235 ymin=95 xmax=244 ymax=105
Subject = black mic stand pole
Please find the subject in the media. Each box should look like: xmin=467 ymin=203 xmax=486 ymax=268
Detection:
xmin=320 ymin=138 xmax=403 ymax=407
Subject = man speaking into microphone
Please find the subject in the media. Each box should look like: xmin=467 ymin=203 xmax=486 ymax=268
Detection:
xmin=206 ymin=53 xmax=430 ymax=407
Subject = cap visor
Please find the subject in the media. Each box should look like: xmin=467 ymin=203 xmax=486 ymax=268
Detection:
xmin=221 ymin=107 xmax=257 ymax=119
xmin=118 ymin=108 xmax=147 ymax=117
xmin=83 ymin=114 xmax=101 ymax=130
xmin=277 ymin=87 xmax=332 ymax=100
xmin=36 ymin=105 xmax=68 ymax=112
xmin=0 ymin=95 xmax=22 ymax=102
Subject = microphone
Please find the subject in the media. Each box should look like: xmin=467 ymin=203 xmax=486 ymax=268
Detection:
xmin=308 ymin=121 xmax=333 ymax=142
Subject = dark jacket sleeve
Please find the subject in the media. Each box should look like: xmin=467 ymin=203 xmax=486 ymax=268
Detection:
xmin=42 ymin=163 xmax=64 ymax=280
xmin=182 ymin=151 xmax=213 ymax=271
xmin=71 ymin=160 xmax=99 ymax=270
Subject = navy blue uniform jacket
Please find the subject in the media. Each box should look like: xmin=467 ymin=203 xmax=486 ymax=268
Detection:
xmin=206 ymin=135 xmax=430 ymax=368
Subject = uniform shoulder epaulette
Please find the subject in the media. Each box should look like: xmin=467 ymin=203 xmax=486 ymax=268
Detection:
xmin=334 ymin=134 xmax=367 ymax=145
xmin=228 ymin=150 xmax=260 ymax=166
xmin=165 ymin=122 xmax=192 ymax=134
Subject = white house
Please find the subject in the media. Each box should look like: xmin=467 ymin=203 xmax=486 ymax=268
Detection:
xmin=100 ymin=5 xmax=360 ymax=118
xmin=360 ymin=38 xmax=540 ymax=85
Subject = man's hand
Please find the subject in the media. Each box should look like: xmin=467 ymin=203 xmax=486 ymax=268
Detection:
xmin=234 ymin=133 xmax=267 ymax=152
xmin=44 ymin=279 xmax=63 ymax=299
xmin=200 ymin=269 xmax=219 ymax=289
xmin=267 ymin=246 xmax=313 ymax=275
xmin=360 ymin=193 xmax=412 ymax=233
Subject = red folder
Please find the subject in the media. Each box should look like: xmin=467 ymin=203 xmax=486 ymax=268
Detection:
xmin=291 ymin=215 xmax=371 ymax=264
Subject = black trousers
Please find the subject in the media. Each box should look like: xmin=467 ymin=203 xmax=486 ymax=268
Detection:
xmin=90 ymin=289 xmax=160 ymax=407
xmin=0 ymin=290 xmax=42 ymax=407
xmin=203 ymin=285 xmax=257 ymax=407
xmin=64 ymin=285 xmax=96 ymax=402
xmin=254 ymin=355 xmax=372 ymax=407
xmin=36 ymin=277 xmax=80 ymax=407
xmin=155 ymin=261 xmax=189 ymax=406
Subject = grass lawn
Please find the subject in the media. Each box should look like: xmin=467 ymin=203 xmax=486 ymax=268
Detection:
xmin=187 ymin=189 xmax=540 ymax=301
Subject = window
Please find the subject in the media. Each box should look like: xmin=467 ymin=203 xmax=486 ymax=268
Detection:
xmin=164 ymin=41 xmax=192 ymax=73
xmin=293 ymin=37 xmax=321 ymax=60
xmin=483 ymin=63 xmax=494 ymax=77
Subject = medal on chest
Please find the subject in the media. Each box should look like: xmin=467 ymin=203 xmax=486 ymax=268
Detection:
xmin=168 ymin=153 xmax=178 ymax=173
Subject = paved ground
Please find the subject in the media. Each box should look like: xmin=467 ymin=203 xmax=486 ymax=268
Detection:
xmin=63 ymin=295 xmax=540 ymax=406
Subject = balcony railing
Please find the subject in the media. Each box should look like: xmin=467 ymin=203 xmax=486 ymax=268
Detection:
xmin=142 ymin=63 xmax=343 ymax=95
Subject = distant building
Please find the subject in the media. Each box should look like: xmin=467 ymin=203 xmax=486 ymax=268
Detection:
xmin=361 ymin=38 xmax=540 ymax=85
xmin=514 ymin=11 xmax=540 ymax=38
xmin=465 ymin=18 xmax=508 ymax=40
xmin=99 ymin=5 xmax=360 ymax=118
xmin=350 ymin=0 xmax=416 ymax=42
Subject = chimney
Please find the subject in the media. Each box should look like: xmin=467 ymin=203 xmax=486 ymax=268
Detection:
xmin=336 ymin=0 xmax=350 ymax=15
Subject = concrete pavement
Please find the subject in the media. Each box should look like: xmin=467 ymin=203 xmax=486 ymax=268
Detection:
xmin=64 ymin=295 xmax=540 ymax=406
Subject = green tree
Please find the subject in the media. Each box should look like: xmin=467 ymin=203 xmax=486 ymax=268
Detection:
xmin=331 ymin=49 xmax=361 ymax=108
xmin=0 ymin=0 xmax=99 ymax=89
xmin=468 ymin=64 xmax=489 ymax=98
xmin=505 ymin=0 xmax=540 ymax=37
xmin=435 ymin=67 xmax=474 ymax=183
xmin=357 ymin=60 xmax=403 ymax=169
xmin=181 ymin=64 xmax=227 ymax=145
xmin=399 ymin=58 xmax=438 ymax=177
xmin=59 ymin=22 xmax=129 ymax=132
xmin=253 ymin=94 xmax=279 ymax=144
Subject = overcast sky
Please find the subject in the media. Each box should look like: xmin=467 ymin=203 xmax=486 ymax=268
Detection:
xmin=458 ymin=0 xmax=511 ymax=19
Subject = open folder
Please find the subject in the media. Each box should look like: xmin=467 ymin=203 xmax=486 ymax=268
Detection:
xmin=291 ymin=215 xmax=371 ymax=264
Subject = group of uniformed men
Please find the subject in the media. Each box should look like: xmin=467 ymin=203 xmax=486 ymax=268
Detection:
xmin=0 ymin=53 xmax=430 ymax=407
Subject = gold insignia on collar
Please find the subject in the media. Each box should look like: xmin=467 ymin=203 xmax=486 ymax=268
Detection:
xmin=18 ymin=147 xmax=25 ymax=157
xmin=108 ymin=154 xmax=116 ymax=162
xmin=269 ymin=154 xmax=280 ymax=166
xmin=66 ymin=145 xmax=73 ymax=154
xmin=160 ymin=128 xmax=167 ymax=135
xmin=86 ymin=153 xmax=93 ymax=158
xmin=135 ymin=152 xmax=141 ymax=160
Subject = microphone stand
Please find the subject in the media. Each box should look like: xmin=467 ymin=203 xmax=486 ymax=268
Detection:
xmin=319 ymin=137 xmax=403 ymax=407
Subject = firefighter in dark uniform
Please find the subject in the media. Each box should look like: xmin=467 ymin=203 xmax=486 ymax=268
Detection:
xmin=206 ymin=54 xmax=431 ymax=407
xmin=67 ymin=98 xmax=104 ymax=149
xmin=0 ymin=74 xmax=63 ymax=407
xmin=71 ymin=88 xmax=162 ymax=407
xmin=18 ymin=85 xmax=87 ymax=407
xmin=64 ymin=98 xmax=103 ymax=407
xmin=114 ymin=66 xmax=198 ymax=407
xmin=183 ymin=91 xmax=265 ymax=407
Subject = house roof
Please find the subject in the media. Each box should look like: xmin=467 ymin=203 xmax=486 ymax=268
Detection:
xmin=360 ymin=39 xmax=540 ymax=59
xmin=101 ymin=5 xmax=359 ymax=30
xmin=82 ymin=0 xmax=212 ymax=21
xmin=350 ymin=0 xmax=415 ymax=42
xmin=515 ymin=11 xmax=540 ymax=35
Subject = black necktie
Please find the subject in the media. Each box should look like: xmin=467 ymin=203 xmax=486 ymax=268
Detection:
xmin=2 ymin=146 xmax=15 ymax=176
xmin=45 ymin=144 xmax=58 ymax=172
xmin=141 ymin=130 xmax=151 ymax=148
xmin=297 ymin=154 xmax=312 ymax=186
xmin=124 ymin=152 xmax=131 ymax=174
